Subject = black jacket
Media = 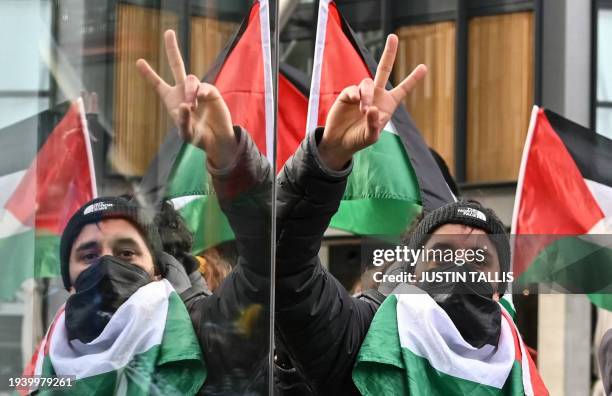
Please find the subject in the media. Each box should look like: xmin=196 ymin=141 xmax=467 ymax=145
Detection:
xmin=275 ymin=128 xmax=381 ymax=395
xmin=180 ymin=127 xmax=273 ymax=395
xmin=179 ymin=127 xmax=381 ymax=395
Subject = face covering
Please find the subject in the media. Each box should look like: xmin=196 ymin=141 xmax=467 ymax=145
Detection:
xmin=65 ymin=255 xmax=152 ymax=343
xmin=417 ymin=264 xmax=501 ymax=348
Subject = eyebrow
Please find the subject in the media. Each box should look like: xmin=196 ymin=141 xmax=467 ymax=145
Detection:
xmin=429 ymin=242 xmax=456 ymax=251
xmin=113 ymin=238 xmax=141 ymax=248
xmin=75 ymin=241 xmax=100 ymax=253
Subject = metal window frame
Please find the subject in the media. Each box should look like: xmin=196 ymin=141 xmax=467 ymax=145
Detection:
xmin=389 ymin=0 xmax=539 ymax=184
xmin=591 ymin=0 xmax=612 ymax=133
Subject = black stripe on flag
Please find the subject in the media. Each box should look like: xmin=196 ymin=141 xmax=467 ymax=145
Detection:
xmin=0 ymin=102 xmax=72 ymax=176
xmin=544 ymin=108 xmax=612 ymax=188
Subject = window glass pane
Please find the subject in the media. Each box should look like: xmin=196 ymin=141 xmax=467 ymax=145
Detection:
xmin=597 ymin=107 xmax=612 ymax=139
xmin=0 ymin=0 xmax=51 ymax=91
xmin=597 ymin=9 xmax=612 ymax=102
xmin=466 ymin=11 xmax=534 ymax=182
xmin=1 ymin=1 xmax=276 ymax=395
xmin=0 ymin=97 xmax=49 ymax=130
xmin=396 ymin=22 xmax=456 ymax=175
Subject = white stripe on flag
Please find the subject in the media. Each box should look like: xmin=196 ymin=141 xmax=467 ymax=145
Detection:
xmin=259 ymin=0 xmax=275 ymax=165
xmin=170 ymin=195 xmax=202 ymax=210
xmin=585 ymin=179 xmax=612 ymax=220
xmin=76 ymin=97 xmax=98 ymax=198
xmin=0 ymin=170 xmax=27 ymax=207
xmin=0 ymin=209 xmax=31 ymax=238
xmin=395 ymin=292 xmax=515 ymax=389
xmin=47 ymin=279 xmax=174 ymax=380
xmin=306 ymin=0 xmax=331 ymax=136
xmin=0 ymin=171 xmax=31 ymax=237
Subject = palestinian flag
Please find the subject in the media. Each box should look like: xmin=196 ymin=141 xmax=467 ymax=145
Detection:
xmin=277 ymin=62 xmax=308 ymax=171
xmin=511 ymin=106 xmax=612 ymax=309
xmin=0 ymin=99 xmax=96 ymax=300
xmin=140 ymin=0 xmax=274 ymax=253
xmin=22 ymin=279 xmax=205 ymax=395
xmin=307 ymin=0 xmax=454 ymax=236
xmin=352 ymin=288 xmax=548 ymax=395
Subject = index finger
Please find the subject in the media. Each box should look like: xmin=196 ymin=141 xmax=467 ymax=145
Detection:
xmin=136 ymin=58 xmax=170 ymax=95
xmin=390 ymin=64 xmax=427 ymax=103
xmin=164 ymin=30 xmax=187 ymax=84
xmin=373 ymin=34 xmax=399 ymax=89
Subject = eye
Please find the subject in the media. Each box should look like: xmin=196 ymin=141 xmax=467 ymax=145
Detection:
xmin=81 ymin=252 xmax=99 ymax=263
xmin=473 ymin=258 xmax=488 ymax=268
xmin=118 ymin=250 xmax=136 ymax=260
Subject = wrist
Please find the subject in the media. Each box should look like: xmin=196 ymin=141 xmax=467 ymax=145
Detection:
xmin=204 ymin=125 xmax=237 ymax=168
xmin=318 ymin=132 xmax=352 ymax=171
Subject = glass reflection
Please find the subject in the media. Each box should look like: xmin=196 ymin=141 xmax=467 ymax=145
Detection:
xmin=0 ymin=1 xmax=274 ymax=395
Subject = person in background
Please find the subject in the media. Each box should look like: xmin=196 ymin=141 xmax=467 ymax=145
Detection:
xmin=599 ymin=327 xmax=612 ymax=396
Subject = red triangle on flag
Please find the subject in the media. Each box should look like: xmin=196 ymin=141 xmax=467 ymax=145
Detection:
xmin=515 ymin=108 xmax=604 ymax=235
xmin=215 ymin=2 xmax=269 ymax=157
xmin=315 ymin=3 xmax=371 ymax=127
xmin=513 ymin=108 xmax=605 ymax=276
xmin=4 ymin=100 xmax=96 ymax=235
xmin=277 ymin=72 xmax=308 ymax=170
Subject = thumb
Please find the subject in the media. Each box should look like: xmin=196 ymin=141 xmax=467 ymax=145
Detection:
xmin=177 ymin=103 xmax=194 ymax=143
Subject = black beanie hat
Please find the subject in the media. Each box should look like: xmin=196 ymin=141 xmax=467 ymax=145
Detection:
xmin=406 ymin=200 xmax=510 ymax=292
xmin=60 ymin=196 xmax=164 ymax=290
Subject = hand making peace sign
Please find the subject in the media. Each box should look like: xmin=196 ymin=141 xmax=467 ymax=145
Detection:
xmin=136 ymin=30 xmax=236 ymax=168
xmin=319 ymin=34 xmax=427 ymax=170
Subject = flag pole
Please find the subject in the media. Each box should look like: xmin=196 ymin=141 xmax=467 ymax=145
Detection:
xmin=511 ymin=105 xmax=540 ymax=235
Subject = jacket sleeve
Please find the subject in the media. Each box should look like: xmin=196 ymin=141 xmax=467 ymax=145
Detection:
xmin=180 ymin=127 xmax=272 ymax=394
xmin=275 ymin=127 xmax=378 ymax=394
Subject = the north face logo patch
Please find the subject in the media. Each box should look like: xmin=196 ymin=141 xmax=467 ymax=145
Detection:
xmin=84 ymin=202 xmax=114 ymax=215
xmin=457 ymin=207 xmax=487 ymax=222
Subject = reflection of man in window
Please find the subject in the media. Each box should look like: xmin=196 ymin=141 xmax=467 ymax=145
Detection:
xmin=23 ymin=196 xmax=205 ymax=395
xmin=137 ymin=30 xmax=273 ymax=394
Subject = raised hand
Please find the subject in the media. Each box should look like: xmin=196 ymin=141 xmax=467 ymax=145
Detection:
xmin=136 ymin=30 xmax=236 ymax=167
xmin=319 ymin=34 xmax=427 ymax=170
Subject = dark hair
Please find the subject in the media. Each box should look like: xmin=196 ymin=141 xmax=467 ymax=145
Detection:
xmin=155 ymin=201 xmax=194 ymax=258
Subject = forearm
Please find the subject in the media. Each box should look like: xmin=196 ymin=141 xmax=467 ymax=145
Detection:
xmin=276 ymin=128 xmax=376 ymax=392
xmin=208 ymin=127 xmax=272 ymax=275
xmin=276 ymin=127 xmax=352 ymax=274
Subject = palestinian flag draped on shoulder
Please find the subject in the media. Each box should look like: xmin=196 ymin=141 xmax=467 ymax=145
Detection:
xmin=0 ymin=99 xmax=96 ymax=300
xmin=511 ymin=106 xmax=612 ymax=310
xmin=22 ymin=279 xmax=205 ymax=395
xmin=353 ymin=286 xmax=548 ymax=395
xmin=140 ymin=0 xmax=274 ymax=253
xmin=306 ymin=0 xmax=454 ymax=236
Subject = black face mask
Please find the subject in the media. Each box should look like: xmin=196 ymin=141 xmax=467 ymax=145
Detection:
xmin=417 ymin=264 xmax=501 ymax=348
xmin=65 ymin=256 xmax=152 ymax=343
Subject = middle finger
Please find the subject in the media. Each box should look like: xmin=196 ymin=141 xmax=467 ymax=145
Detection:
xmin=164 ymin=30 xmax=187 ymax=84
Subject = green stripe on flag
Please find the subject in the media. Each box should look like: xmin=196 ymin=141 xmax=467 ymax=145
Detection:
xmin=331 ymin=131 xmax=422 ymax=236
xmin=35 ymin=233 xmax=61 ymax=278
xmin=516 ymin=236 xmax=612 ymax=310
xmin=0 ymin=230 xmax=63 ymax=300
xmin=354 ymin=295 xmax=526 ymax=396
xmin=167 ymin=144 xmax=234 ymax=253
xmin=39 ymin=293 xmax=205 ymax=395
xmin=176 ymin=196 xmax=234 ymax=255
xmin=353 ymin=294 xmax=408 ymax=395
xmin=0 ymin=229 xmax=35 ymax=300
